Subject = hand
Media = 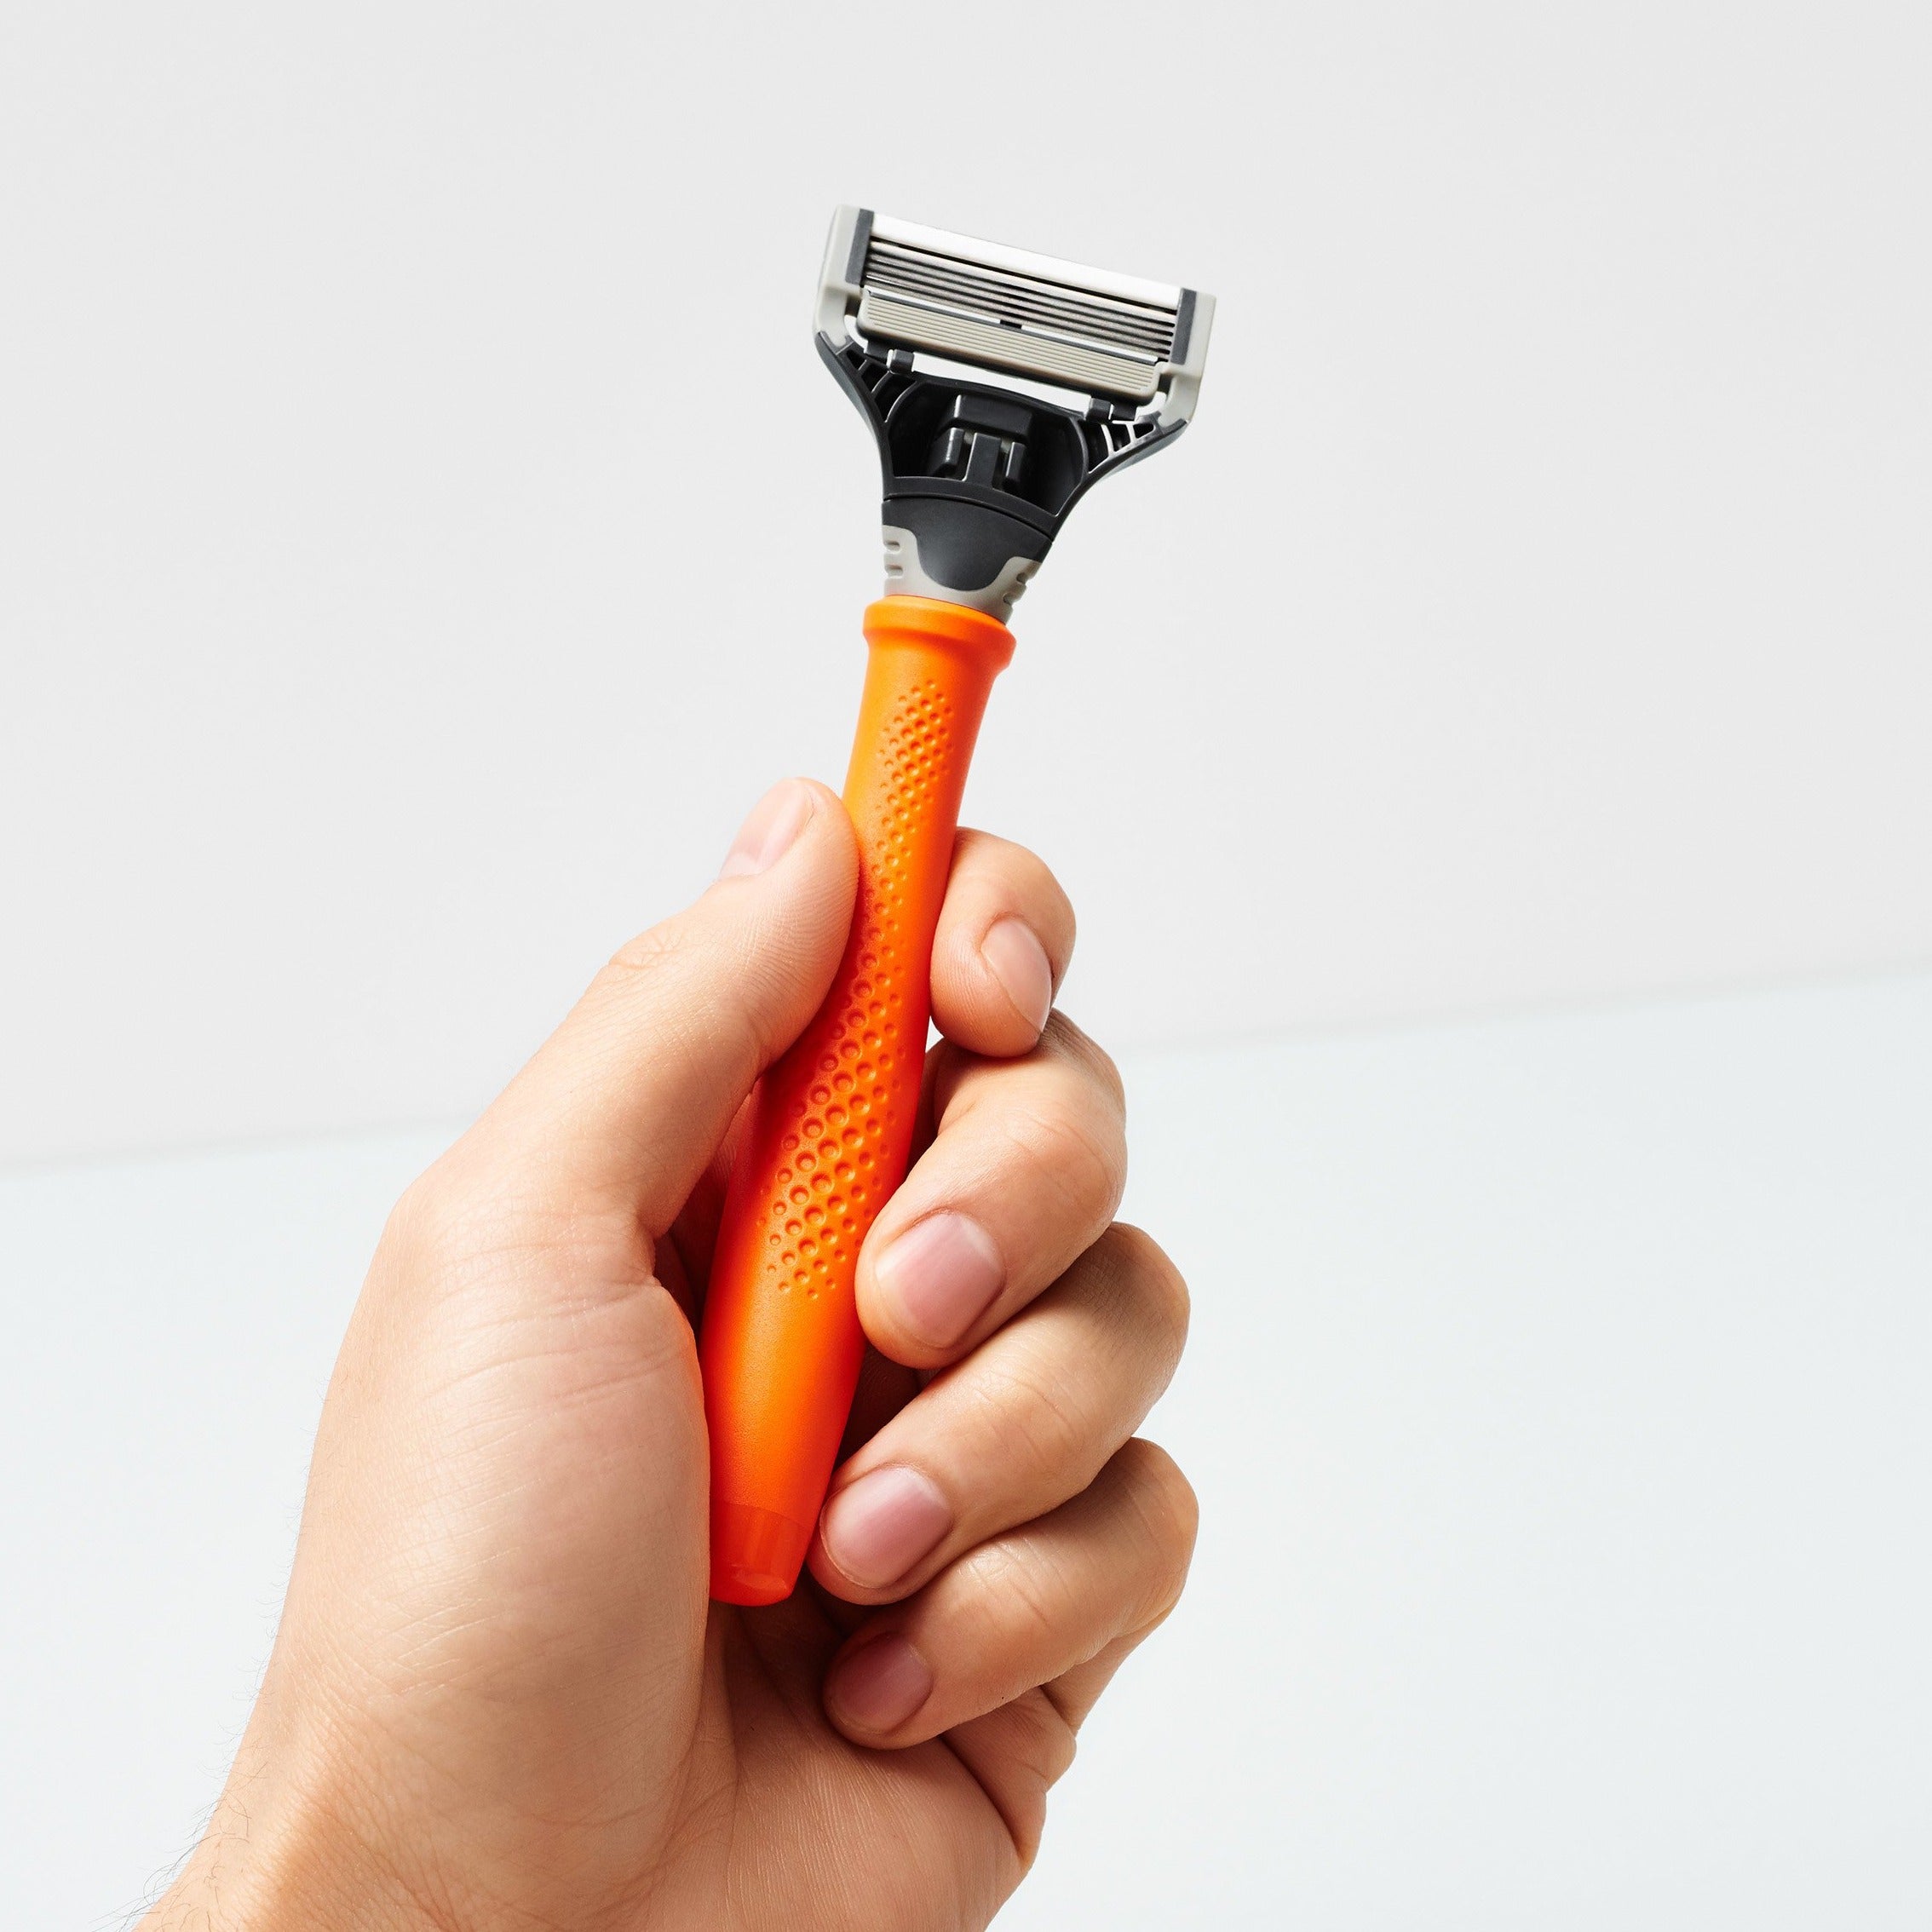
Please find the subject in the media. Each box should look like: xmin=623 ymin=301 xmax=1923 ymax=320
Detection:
xmin=144 ymin=780 xmax=1195 ymax=1932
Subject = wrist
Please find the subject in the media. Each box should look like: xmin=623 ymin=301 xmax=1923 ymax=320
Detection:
xmin=138 ymin=1742 xmax=451 ymax=1932
xmin=142 ymin=1841 xmax=446 ymax=1932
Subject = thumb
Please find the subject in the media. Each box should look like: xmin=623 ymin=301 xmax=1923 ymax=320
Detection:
xmin=482 ymin=778 xmax=859 ymax=1233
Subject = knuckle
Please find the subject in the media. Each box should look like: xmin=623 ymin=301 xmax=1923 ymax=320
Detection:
xmin=957 ymin=826 xmax=1064 ymax=902
xmin=1112 ymin=1438 xmax=1200 ymax=1617
xmin=1015 ymin=1686 xmax=1079 ymax=1791
xmin=1035 ymin=859 xmax=1076 ymax=945
xmin=378 ymin=1172 xmax=437 ymax=1262
xmin=1041 ymin=1012 xmax=1125 ymax=1114
xmin=987 ymin=1690 xmax=1078 ymax=1867
xmin=1004 ymin=1091 xmax=1126 ymax=1225
xmin=377 ymin=1144 xmax=632 ymax=1292
xmin=1004 ymin=843 xmax=1077 ymax=951
xmin=380 ymin=1170 xmax=503 ymax=1280
xmin=382 ymin=1159 xmax=479 ymax=1262
xmin=1097 ymin=1222 xmax=1192 ymax=1357
xmin=603 ymin=916 xmax=688 ymax=982
xmin=969 ymin=1353 xmax=1093 ymax=1486
xmin=960 ymin=1534 xmax=1070 ymax=1651
xmin=924 ymin=1036 xmax=974 ymax=1118
xmin=598 ymin=917 xmax=770 ymax=1096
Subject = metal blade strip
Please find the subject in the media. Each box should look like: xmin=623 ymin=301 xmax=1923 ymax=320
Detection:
xmin=864 ymin=238 xmax=1177 ymax=359
xmin=855 ymin=290 xmax=1162 ymax=402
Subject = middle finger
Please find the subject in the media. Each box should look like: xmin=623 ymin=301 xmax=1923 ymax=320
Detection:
xmin=854 ymin=1012 xmax=1128 ymax=1368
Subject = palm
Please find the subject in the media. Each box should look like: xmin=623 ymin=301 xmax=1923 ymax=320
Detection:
xmin=290 ymin=1127 xmax=1028 ymax=1930
xmin=671 ymin=1596 xmax=1016 ymax=1930
xmin=641 ymin=1157 xmax=1026 ymax=1929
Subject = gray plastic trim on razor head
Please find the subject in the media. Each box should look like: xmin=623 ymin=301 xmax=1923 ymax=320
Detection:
xmin=844 ymin=209 xmax=873 ymax=287
xmin=882 ymin=525 xmax=1039 ymax=618
xmin=1170 ymin=288 xmax=1198 ymax=365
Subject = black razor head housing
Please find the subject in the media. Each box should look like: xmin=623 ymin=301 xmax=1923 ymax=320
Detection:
xmin=816 ymin=207 xmax=1215 ymax=620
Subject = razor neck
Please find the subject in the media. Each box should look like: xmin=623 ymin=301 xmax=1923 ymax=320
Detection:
xmin=816 ymin=334 xmax=1180 ymax=620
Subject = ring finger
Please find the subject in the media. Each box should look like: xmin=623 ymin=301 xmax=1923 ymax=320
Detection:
xmin=810 ymin=1223 xmax=1189 ymax=1604
xmin=821 ymin=1438 xmax=1199 ymax=1748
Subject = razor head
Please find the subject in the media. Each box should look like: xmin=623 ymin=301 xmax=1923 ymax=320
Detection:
xmin=816 ymin=207 xmax=1214 ymax=618
xmin=821 ymin=210 xmax=1210 ymax=420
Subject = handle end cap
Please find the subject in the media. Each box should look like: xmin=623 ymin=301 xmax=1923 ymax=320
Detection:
xmin=710 ymin=1502 xmax=813 ymax=1607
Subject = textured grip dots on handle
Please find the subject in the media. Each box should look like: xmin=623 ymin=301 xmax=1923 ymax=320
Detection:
xmin=758 ymin=679 xmax=957 ymax=1302
xmin=700 ymin=598 xmax=1015 ymax=1606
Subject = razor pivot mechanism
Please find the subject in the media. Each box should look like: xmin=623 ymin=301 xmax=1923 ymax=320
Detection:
xmin=816 ymin=207 xmax=1216 ymax=618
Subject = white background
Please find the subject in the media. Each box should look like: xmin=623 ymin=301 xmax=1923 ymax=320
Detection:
xmin=4 ymin=1 xmax=1929 ymax=1164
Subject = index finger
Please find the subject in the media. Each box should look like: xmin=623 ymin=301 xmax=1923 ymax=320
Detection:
xmin=927 ymin=830 xmax=1077 ymax=1060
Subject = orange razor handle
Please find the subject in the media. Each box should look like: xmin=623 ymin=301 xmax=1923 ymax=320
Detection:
xmin=700 ymin=595 xmax=1016 ymax=1605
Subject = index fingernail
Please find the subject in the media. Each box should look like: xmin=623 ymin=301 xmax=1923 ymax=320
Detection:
xmin=981 ymin=917 xmax=1054 ymax=1034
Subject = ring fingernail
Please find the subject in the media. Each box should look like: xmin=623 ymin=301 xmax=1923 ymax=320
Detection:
xmin=821 ymin=1465 xmax=952 ymax=1590
xmin=827 ymin=1633 xmax=934 ymax=1734
xmin=873 ymin=1212 xmax=1004 ymax=1348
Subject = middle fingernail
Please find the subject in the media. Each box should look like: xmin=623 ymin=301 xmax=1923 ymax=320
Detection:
xmin=820 ymin=1465 xmax=953 ymax=1589
xmin=873 ymin=1212 xmax=1005 ymax=1348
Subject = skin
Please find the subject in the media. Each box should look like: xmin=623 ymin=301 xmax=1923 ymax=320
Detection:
xmin=142 ymin=779 xmax=1196 ymax=1932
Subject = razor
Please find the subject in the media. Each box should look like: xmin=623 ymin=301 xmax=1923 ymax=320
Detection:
xmin=699 ymin=207 xmax=1215 ymax=1605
